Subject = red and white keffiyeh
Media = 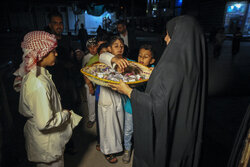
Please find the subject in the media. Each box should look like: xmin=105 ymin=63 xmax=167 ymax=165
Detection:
xmin=13 ymin=31 xmax=57 ymax=92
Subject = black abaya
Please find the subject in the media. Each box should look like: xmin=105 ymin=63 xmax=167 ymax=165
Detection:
xmin=227 ymin=105 xmax=250 ymax=167
xmin=131 ymin=15 xmax=207 ymax=167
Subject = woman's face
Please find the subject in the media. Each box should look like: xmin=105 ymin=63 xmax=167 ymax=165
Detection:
xmin=164 ymin=31 xmax=171 ymax=45
xmin=108 ymin=39 xmax=124 ymax=56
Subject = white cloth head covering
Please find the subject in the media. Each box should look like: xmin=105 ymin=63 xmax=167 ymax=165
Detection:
xmin=86 ymin=37 xmax=97 ymax=48
xmin=13 ymin=31 xmax=57 ymax=92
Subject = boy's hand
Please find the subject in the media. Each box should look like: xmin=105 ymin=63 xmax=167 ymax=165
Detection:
xmin=109 ymin=80 xmax=133 ymax=98
xmin=68 ymin=110 xmax=72 ymax=117
xmin=87 ymin=83 xmax=95 ymax=95
xmin=63 ymin=109 xmax=72 ymax=117
xmin=111 ymin=57 xmax=129 ymax=72
xmin=89 ymin=86 xmax=95 ymax=95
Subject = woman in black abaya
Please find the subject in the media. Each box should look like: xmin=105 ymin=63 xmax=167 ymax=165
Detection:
xmin=227 ymin=104 xmax=250 ymax=167
xmin=110 ymin=15 xmax=207 ymax=167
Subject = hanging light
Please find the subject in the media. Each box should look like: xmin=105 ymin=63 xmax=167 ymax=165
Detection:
xmin=235 ymin=3 xmax=241 ymax=9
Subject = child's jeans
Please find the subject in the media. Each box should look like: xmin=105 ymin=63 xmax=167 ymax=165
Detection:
xmin=124 ymin=111 xmax=133 ymax=151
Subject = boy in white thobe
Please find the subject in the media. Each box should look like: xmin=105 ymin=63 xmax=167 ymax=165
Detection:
xmin=13 ymin=31 xmax=82 ymax=167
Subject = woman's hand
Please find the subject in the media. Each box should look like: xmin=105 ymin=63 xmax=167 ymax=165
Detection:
xmin=109 ymin=80 xmax=133 ymax=98
xmin=68 ymin=110 xmax=72 ymax=117
xmin=111 ymin=57 xmax=129 ymax=72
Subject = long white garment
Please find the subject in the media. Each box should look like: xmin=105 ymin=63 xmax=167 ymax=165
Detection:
xmin=85 ymin=84 xmax=96 ymax=122
xmin=36 ymin=156 xmax=63 ymax=167
xmin=83 ymin=53 xmax=96 ymax=121
xmin=19 ymin=67 xmax=82 ymax=163
xmin=98 ymin=52 xmax=124 ymax=155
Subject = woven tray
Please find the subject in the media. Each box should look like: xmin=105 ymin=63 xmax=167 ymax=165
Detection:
xmin=81 ymin=61 xmax=152 ymax=87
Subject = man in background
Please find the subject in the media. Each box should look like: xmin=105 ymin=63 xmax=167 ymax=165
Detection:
xmin=78 ymin=23 xmax=88 ymax=52
xmin=117 ymin=20 xmax=137 ymax=60
xmin=46 ymin=10 xmax=80 ymax=155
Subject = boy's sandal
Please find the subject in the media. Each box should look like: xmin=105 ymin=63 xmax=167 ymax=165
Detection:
xmin=96 ymin=144 xmax=100 ymax=151
xmin=105 ymin=154 xmax=118 ymax=163
xmin=86 ymin=121 xmax=95 ymax=128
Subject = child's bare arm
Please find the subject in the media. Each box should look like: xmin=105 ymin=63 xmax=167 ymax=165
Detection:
xmin=84 ymin=76 xmax=94 ymax=95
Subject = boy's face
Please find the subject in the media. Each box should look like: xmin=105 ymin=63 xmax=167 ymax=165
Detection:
xmin=39 ymin=49 xmax=58 ymax=67
xmin=88 ymin=45 xmax=98 ymax=55
xmin=75 ymin=51 xmax=83 ymax=61
xmin=108 ymin=39 xmax=124 ymax=57
xmin=138 ymin=48 xmax=155 ymax=66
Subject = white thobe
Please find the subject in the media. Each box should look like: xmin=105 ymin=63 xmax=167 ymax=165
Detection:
xmin=85 ymin=84 xmax=96 ymax=122
xmin=98 ymin=52 xmax=124 ymax=155
xmin=19 ymin=67 xmax=82 ymax=163
xmin=83 ymin=52 xmax=96 ymax=122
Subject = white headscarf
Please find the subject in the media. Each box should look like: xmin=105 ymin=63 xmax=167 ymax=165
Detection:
xmin=13 ymin=31 xmax=57 ymax=92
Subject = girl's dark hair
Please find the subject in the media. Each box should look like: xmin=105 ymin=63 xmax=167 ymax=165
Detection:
xmin=139 ymin=44 xmax=154 ymax=58
xmin=108 ymin=35 xmax=124 ymax=46
xmin=97 ymin=42 xmax=109 ymax=55
xmin=96 ymin=31 xmax=110 ymax=43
